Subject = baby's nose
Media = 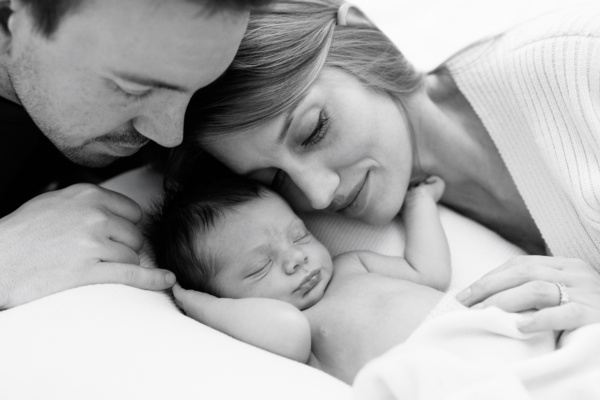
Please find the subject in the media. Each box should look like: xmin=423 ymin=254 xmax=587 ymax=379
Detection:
xmin=284 ymin=251 xmax=309 ymax=274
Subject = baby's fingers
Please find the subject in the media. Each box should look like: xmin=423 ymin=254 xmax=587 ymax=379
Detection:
xmin=172 ymin=283 xmax=217 ymax=321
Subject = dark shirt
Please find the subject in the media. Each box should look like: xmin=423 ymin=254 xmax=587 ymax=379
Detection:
xmin=0 ymin=96 xmax=149 ymax=217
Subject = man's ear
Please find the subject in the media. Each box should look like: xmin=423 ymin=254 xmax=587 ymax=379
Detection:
xmin=336 ymin=3 xmax=375 ymax=29
xmin=0 ymin=0 xmax=15 ymax=54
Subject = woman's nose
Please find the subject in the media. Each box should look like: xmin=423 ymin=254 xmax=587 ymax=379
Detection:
xmin=283 ymin=247 xmax=309 ymax=275
xmin=291 ymin=165 xmax=339 ymax=211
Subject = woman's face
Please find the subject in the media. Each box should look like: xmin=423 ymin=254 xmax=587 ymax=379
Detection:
xmin=205 ymin=68 xmax=416 ymax=225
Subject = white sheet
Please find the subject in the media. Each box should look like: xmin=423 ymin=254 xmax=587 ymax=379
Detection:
xmin=0 ymin=164 xmax=526 ymax=399
xmin=353 ymin=308 xmax=600 ymax=400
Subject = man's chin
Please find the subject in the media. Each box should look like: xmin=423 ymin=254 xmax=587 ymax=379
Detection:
xmin=61 ymin=148 xmax=120 ymax=168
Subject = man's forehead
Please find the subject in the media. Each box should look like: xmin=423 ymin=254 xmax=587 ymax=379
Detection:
xmin=68 ymin=0 xmax=240 ymax=28
xmin=57 ymin=0 xmax=247 ymax=89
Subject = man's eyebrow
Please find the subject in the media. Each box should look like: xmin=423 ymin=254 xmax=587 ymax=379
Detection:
xmin=112 ymin=71 xmax=187 ymax=92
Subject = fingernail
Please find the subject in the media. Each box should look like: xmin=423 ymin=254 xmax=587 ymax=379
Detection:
xmin=165 ymin=272 xmax=176 ymax=285
xmin=456 ymin=288 xmax=471 ymax=303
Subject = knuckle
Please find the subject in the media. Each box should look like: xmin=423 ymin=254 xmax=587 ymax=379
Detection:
xmin=123 ymin=266 xmax=140 ymax=284
xmin=85 ymin=208 xmax=111 ymax=229
xmin=515 ymin=263 xmax=536 ymax=279
xmin=509 ymin=255 xmax=530 ymax=267
xmin=527 ymin=280 xmax=548 ymax=298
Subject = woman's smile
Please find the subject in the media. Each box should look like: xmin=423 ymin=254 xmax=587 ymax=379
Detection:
xmin=331 ymin=171 xmax=370 ymax=220
xmin=205 ymin=68 xmax=415 ymax=226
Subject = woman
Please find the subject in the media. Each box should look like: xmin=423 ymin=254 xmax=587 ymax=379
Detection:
xmin=170 ymin=0 xmax=600 ymax=331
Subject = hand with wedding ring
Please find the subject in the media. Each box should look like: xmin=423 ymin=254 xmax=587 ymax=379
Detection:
xmin=456 ymin=255 xmax=600 ymax=332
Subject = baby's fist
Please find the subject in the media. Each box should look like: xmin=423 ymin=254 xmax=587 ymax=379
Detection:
xmin=408 ymin=175 xmax=445 ymax=202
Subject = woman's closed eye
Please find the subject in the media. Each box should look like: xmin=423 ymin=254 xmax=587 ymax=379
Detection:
xmin=301 ymin=110 xmax=329 ymax=148
xmin=268 ymin=110 xmax=330 ymax=190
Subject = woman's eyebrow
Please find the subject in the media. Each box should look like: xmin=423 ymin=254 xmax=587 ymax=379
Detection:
xmin=277 ymin=93 xmax=311 ymax=144
xmin=278 ymin=108 xmax=297 ymax=144
xmin=277 ymin=112 xmax=294 ymax=144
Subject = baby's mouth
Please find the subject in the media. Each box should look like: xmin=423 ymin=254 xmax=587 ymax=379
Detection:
xmin=295 ymin=269 xmax=321 ymax=295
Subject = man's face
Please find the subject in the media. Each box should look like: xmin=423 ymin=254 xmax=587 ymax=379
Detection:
xmin=4 ymin=0 xmax=248 ymax=166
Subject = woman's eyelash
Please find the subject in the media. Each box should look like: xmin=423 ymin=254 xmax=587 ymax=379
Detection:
xmin=301 ymin=110 xmax=329 ymax=147
xmin=270 ymin=111 xmax=329 ymax=189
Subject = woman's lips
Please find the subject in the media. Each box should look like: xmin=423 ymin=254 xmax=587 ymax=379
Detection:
xmin=337 ymin=172 xmax=369 ymax=215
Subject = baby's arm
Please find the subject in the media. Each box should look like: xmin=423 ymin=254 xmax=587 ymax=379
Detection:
xmin=346 ymin=177 xmax=450 ymax=291
xmin=172 ymin=284 xmax=311 ymax=363
xmin=401 ymin=176 xmax=451 ymax=290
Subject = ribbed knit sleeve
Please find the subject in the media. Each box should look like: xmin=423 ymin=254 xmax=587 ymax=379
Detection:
xmin=446 ymin=6 xmax=600 ymax=270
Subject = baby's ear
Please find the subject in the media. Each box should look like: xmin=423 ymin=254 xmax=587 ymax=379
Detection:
xmin=336 ymin=3 xmax=375 ymax=29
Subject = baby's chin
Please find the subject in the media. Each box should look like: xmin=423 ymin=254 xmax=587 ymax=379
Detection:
xmin=298 ymin=278 xmax=330 ymax=311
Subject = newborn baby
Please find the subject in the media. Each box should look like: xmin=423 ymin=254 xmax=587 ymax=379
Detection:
xmin=149 ymin=175 xmax=450 ymax=383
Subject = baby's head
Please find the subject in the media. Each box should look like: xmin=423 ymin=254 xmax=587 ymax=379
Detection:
xmin=149 ymin=176 xmax=334 ymax=310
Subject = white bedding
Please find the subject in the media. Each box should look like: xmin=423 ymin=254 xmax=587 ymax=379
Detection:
xmin=353 ymin=308 xmax=600 ymax=400
xmin=0 ymin=1 xmax=593 ymax=398
xmin=0 ymin=165 xmax=526 ymax=399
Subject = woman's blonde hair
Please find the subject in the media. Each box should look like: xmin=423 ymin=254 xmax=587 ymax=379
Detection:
xmin=181 ymin=0 xmax=423 ymax=150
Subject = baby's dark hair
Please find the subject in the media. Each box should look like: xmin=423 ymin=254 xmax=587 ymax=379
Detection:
xmin=147 ymin=172 xmax=267 ymax=295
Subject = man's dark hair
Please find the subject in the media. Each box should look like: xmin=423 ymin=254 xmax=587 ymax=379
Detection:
xmin=146 ymin=173 xmax=267 ymax=295
xmin=18 ymin=0 xmax=273 ymax=37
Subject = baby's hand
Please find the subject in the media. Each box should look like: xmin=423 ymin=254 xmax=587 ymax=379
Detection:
xmin=406 ymin=175 xmax=445 ymax=203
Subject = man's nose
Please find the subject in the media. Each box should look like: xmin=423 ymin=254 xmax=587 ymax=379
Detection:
xmin=132 ymin=93 xmax=190 ymax=148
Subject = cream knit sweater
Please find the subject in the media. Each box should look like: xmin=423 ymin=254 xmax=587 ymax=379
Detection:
xmin=446 ymin=5 xmax=600 ymax=271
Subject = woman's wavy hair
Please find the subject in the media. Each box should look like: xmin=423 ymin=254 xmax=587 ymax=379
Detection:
xmin=170 ymin=0 xmax=423 ymax=186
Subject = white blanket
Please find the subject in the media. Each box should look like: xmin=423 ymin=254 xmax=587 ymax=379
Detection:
xmin=353 ymin=307 xmax=600 ymax=400
xmin=0 ymin=165 xmax=525 ymax=400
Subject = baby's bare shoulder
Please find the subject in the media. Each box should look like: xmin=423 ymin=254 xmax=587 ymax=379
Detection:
xmin=332 ymin=251 xmax=369 ymax=275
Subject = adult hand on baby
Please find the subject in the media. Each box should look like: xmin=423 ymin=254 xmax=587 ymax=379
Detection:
xmin=456 ymin=256 xmax=600 ymax=332
xmin=0 ymin=184 xmax=176 ymax=310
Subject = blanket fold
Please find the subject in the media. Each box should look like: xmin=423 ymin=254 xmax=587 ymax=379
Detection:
xmin=353 ymin=307 xmax=600 ymax=400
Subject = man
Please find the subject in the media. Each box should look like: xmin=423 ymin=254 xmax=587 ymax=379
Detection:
xmin=0 ymin=0 xmax=268 ymax=309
